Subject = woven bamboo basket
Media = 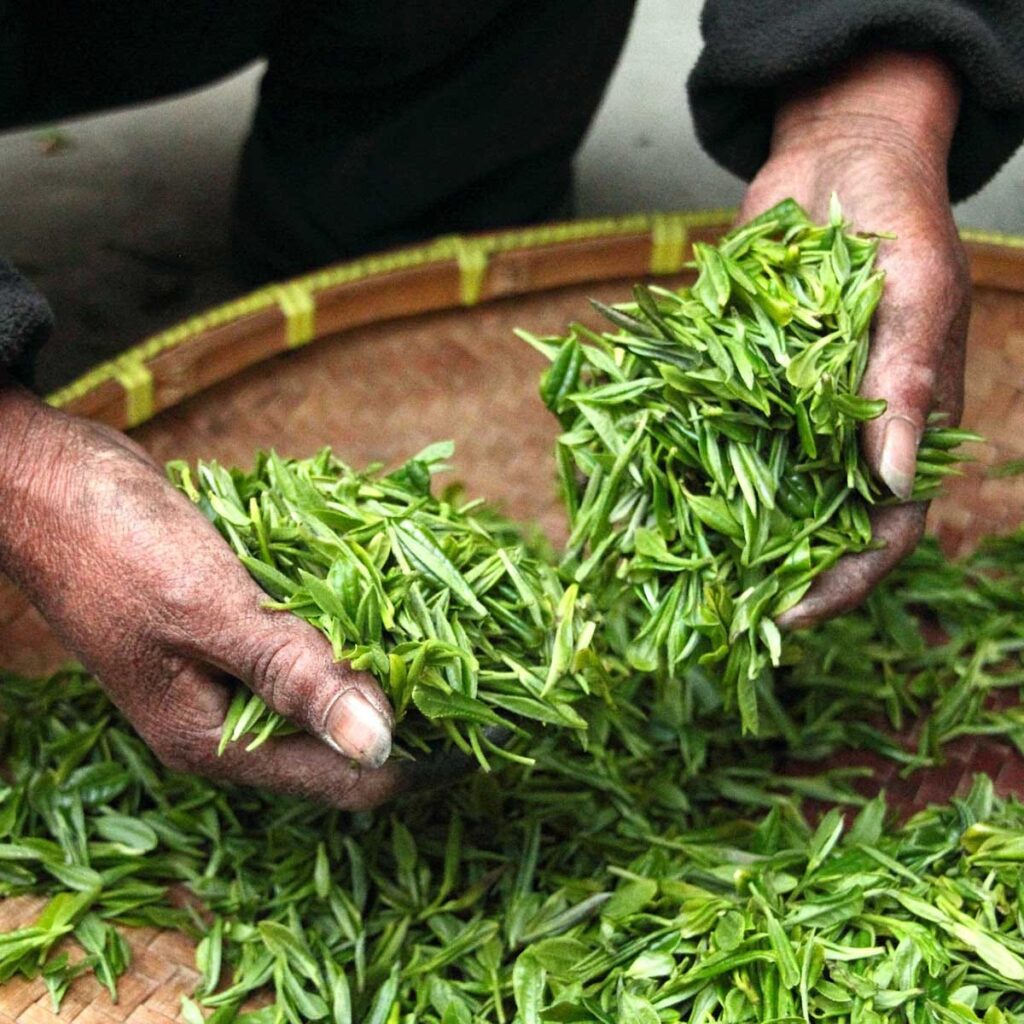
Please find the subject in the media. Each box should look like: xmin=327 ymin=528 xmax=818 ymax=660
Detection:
xmin=1 ymin=212 xmax=1023 ymax=1021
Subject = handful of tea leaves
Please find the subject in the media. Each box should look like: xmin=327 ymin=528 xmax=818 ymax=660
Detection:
xmin=523 ymin=198 xmax=975 ymax=733
xmin=169 ymin=444 xmax=601 ymax=767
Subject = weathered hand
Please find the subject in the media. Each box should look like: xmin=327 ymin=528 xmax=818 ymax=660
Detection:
xmin=739 ymin=50 xmax=969 ymax=627
xmin=0 ymin=381 xmax=408 ymax=809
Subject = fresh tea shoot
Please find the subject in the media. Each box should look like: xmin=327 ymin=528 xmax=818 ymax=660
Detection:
xmin=0 ymin=198 xmax=1007 ymax=1023
xmin=2 ymin=667 xmax=1024 ymax=1023
xmin=5 ymin=520 xmax=1024 ymax=1021
xmin=522 ymin=198 xmax=976 ymax=733
xmin=169 ymin=444 xmax=602 ymax=768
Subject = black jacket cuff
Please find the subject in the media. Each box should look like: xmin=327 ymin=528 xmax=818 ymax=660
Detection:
xmin=0 ymin=259 xmax=53 ymax=381
xmin=688 ymin=0 xmax=1024 ymax=202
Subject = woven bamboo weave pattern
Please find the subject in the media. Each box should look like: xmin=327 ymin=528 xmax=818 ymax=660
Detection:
xmin=44 ymin=212 xmax=733 ymax=432
xmin=0 ymin=895 xmax=199 ymax=1023
xmin=1 ymin=218 xmax=1023 ymax=1020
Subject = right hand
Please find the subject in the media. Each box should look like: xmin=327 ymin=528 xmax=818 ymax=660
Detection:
xmin=739 ymin=50 xmax=969 ymax=629
xmin=0 ymin=379 xmax=407 ymax=810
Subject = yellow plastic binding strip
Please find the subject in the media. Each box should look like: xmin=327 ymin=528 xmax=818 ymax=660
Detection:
xmin=960 ymin=228 xmax=1024 ymax=250
xmin=111 ymin=355 xmax=154 ymax=428
xmin=649 ymin=212 xmax=690 ymax=275
xmin=47 ymin=211 xmax=742 ymax=423
xmin=269 ymin=282 xmax=316 ymax=348
xmin=451 ymin=236 xmax=489 ymax=306
xmin=89 ymin=206 xmax=1024 ymax=427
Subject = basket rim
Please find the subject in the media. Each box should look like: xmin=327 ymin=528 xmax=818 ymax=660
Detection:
xmin=43 ymin=211 xmax=1024 ymax=433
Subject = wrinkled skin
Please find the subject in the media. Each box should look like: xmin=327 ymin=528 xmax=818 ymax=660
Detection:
xmin=0 ymin=382 xmax=412 ymax=809
xmin=740 ymin=50 xmax=969 ymax=628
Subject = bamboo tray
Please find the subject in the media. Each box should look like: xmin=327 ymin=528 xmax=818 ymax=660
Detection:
xmin=1 ymin=212 xmax=1024 ymax=1021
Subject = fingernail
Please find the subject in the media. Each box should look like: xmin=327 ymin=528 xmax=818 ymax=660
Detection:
xmin=324 ymin=690 xmax=392 ymax=769
xmin=879 ymin=416 xmax=919 ymax=500
xmin=775 ymin=600 xmax=816 ymax=631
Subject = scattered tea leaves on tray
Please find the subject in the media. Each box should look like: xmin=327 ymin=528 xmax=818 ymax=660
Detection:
xmin=0 ymin=198 xmax=1012 ymax=1022
xmin=168 ymin=444 xmax=603 ymax=768
xmin=522 ymin=198 xmax=977 ymax=733
xmin=4 ymin=498 xmax=1024 ymax=1022
xmin=5 ymin=529 xmax=1024 ymax=1018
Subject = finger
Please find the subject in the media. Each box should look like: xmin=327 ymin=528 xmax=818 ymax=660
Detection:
xmin=193 ymin=578 xmax=395 ymax=769
xmin=776 ymin=503 xmax=926 ymax=630
xmin=858 ymin=237 xmax=968 ymax=499
xmin=233 ymin=611 xmax=394 ymax=769
xmin=218 ymin=734 xmax=414 ymax=811
xmin=139 ymin=662 xmax=412 ymax=810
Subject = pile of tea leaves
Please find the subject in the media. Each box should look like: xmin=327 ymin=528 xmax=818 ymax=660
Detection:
xmin=168 ymin=444 xmax=604 ymax=768
xmin=522 ymin=198 xmax=976 ymax=734
xmin=0 ymin=199 xmax=1014 ymax=1022
xmin=3 ymin=530 xmax=1024 ymax=1021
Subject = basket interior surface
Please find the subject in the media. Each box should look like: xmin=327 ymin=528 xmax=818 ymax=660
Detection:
xmin=0 ymin=226 xmax=1023 ymax=1021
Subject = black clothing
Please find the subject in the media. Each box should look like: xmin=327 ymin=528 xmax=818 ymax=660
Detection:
xmin=0 ymin=258 xmax=52 ymax=378
xmin=689 ymin=0 xmax=1024 ymax=203
xmin=232 ymin=0 xmax=636 ymax=281
xmin=0 ymin=0 xmax=636 ymax=378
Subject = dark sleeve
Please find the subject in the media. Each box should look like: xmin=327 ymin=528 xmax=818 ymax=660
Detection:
xmin=0 ymin=258 xmax=53 ymax=380
xmin=687 ymin=1 xmax=1024 ymax=202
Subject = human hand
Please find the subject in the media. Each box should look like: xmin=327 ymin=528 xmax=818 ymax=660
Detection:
xmin=738 ymin=50 xmax=969 ymax=627
xmin=0 ymin=380 xmax=407 ymax=809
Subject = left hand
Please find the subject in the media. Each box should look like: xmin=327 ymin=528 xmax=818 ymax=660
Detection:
xmin=739 ymin=49 xmax=970 ymax=628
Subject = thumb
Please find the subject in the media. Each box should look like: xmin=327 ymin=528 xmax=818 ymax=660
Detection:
xmin=201 ymin=597 xmax=395 ymax=768
xmin=858 ymin=254 xmax=967 ymax=500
